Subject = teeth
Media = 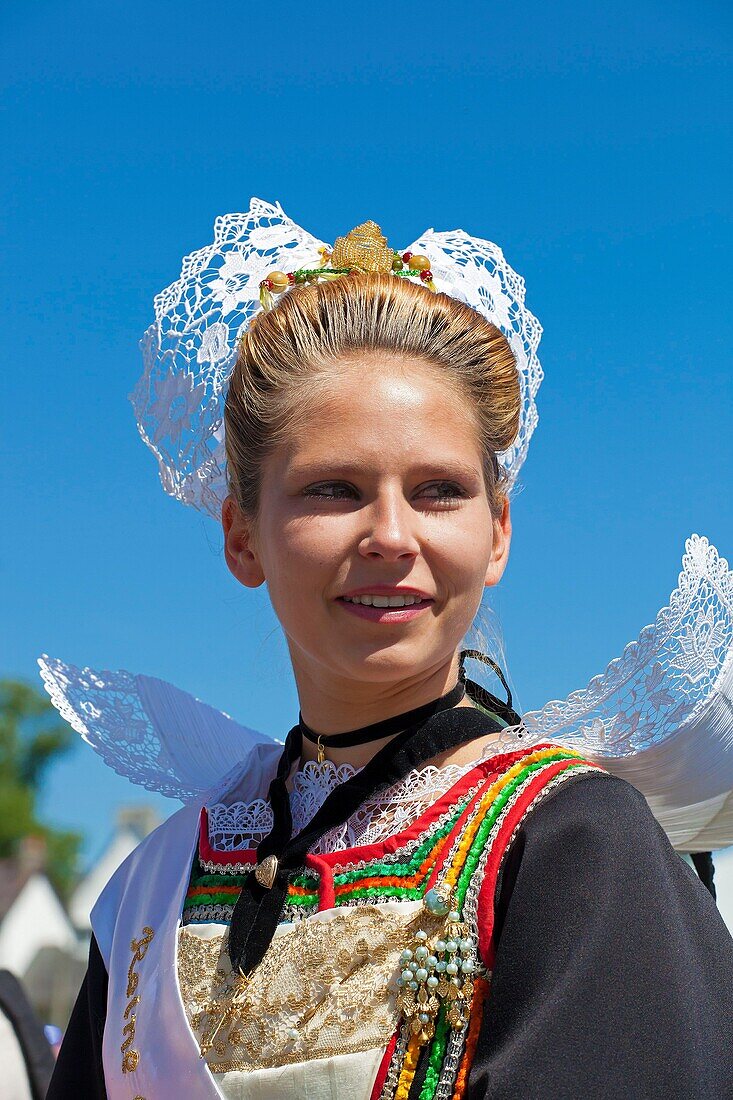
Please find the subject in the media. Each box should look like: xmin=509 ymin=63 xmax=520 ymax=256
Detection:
xmin=343 ymin=594 xmax=423 ymax=607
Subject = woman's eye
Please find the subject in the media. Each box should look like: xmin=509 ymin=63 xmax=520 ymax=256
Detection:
xmin=302 ymin=482 xmax=357 ymax=500
xmin=301 ymin=481 xmax=466 ymax=504
xmin=418 ymin=481 xmax=467 ymax=503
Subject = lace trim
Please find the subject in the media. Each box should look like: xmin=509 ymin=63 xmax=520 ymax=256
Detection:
xmin=37 ymin=655 xmax=278 ymax=804
xmin=182 ymin=904 xmax=235 ymax=926
xmin=206 ymin=729 xmax=532 ymax=857
xmin=523 ymin=535 xmax=733 ymax=755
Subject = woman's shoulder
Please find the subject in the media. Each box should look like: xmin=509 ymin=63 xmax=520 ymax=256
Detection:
xmin=521 ymin=761 xmax=666 ymax=859
xmin=534 ymin=759 xmax=649 ymax=811
xmin=497 ymin=758 xmax=716 ymax=920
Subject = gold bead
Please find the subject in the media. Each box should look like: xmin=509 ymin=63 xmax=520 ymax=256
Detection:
xmin=408 ymin=254 xmax=431 ymax=272
xmin=266 ymin=270 xmax=290 ymax=292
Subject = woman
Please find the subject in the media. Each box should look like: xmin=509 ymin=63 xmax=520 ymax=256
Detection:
xmin=48 ymin=213 xmax=733 ymax=1098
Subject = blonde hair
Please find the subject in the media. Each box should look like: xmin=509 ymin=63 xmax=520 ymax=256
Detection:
xmin=224 ymin=274 xmax=521 ymax=518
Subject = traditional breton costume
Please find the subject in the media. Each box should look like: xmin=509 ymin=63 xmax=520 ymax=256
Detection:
xmin=46 ymin=203 xmax=733 ymax=1099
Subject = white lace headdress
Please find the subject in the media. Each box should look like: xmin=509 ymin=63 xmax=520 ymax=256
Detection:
xmin=130 ymin=197 xmax=543 ymax=518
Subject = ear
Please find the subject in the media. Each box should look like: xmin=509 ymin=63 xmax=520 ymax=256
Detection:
xmin=484 ymin=497 xmax=512 ymax=588
xmin=222 ymin=495 xmax=266 ymax=588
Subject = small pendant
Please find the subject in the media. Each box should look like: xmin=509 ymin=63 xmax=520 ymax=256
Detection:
xmin=317 ymin=736 xmax=325 ymax=765
xmin=254 ymin=854 xmax=279 ymax=889
xmin=423 ymin=886 xmax=451 ymax=916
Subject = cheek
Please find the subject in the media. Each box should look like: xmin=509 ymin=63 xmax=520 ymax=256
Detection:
xmin=287 ymin=519 xmax=348 ymax=570
xmin=426 ymin=518 xmax=494 ymax=587
xmin=262 ymin=515 xmax=347 ymax=594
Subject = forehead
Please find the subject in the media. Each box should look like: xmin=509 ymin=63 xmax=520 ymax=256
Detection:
xmin=281 ymin=355 xmax=483 ymax=471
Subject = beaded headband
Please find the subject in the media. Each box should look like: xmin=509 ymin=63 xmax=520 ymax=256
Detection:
xmin=257 ymin=220 xmax=437 ymax=311
xmin=131 ymin=198 xmax=543 ymax=518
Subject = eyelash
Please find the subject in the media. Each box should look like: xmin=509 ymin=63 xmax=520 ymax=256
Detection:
xmin=302 ymin=481 xmax=467 ymax=505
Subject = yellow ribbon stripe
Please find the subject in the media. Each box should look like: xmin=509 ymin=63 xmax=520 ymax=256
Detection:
xmin=442 ymin=747 xmax=583 ymax=893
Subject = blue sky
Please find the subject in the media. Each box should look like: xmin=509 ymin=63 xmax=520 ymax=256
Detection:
xmin=2 ymin=1 xmax=731 ymax=861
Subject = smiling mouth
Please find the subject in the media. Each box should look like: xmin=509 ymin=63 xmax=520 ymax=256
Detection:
xmin=340 ymin=593 xmax=429 ymax=607
xmin=335 ymin=594 xmax=434 ymax=621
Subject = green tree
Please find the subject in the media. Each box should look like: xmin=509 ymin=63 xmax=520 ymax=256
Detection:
xmin=0 ymin=679 xmax=82 ymax=899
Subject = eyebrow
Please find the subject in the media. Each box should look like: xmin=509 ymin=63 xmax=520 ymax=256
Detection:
xmin=287 ymin=459 xmax=484 ymax=483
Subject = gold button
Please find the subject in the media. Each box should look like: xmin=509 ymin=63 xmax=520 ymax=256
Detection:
xmin=254 ymin=854 xmax=278 ymax=889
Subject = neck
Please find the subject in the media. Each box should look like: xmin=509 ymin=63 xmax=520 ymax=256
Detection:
xmin=293 ymin=652 xmax=468 ymax=770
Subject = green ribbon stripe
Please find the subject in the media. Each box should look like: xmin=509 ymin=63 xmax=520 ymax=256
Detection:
xmin=455 ymin=753 xmax=582 ymax=907
xmin=334 ymin=798 xmax=470 ymax=886
xmin=287 ymin=892 xmax=319 ymax=907
xmin=183 ymin=893 xmax=237 ymax=910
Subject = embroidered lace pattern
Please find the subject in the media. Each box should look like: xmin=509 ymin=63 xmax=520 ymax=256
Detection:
xmin=207 ymin=760 xmax=359 ymax=852
xmin=132 ymin=200 xmax=328 ymax=517
xmin=177 ymin=905 xmax=444 ymax=1073
xmin=37 ymin=655 xmax=277 ymax=803
xmin=206 ymin=735 xmax=531 ymax=857
xmin=36 ymin=661 xmax=193 ymax=800
xmin=407 ymin=226 xmax=542 ymax=492
xmin=522 ymin=535 xmax=733 ymax=757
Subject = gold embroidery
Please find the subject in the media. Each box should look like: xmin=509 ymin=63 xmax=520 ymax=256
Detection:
xmin=199 ymin=969 xmax=250 ymax=1058
xmin=121 ymin=926 xmax=155 ymax=1074
xmin=178 ymin=905 xmax=443 ymax=1073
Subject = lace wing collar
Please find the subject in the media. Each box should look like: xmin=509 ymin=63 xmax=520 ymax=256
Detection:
xmin=38 ymin=657 xmax=281 ymax=802
xmin=521 ymin=535 xmax=733 ymax=850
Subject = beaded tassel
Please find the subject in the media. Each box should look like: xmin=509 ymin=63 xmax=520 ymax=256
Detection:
xmin=396 ymin=888 xmax=476 ymax=1045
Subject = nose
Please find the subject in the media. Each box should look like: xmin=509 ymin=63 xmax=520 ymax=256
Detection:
xmin=358 ymin=490 xmax=421 ymax=562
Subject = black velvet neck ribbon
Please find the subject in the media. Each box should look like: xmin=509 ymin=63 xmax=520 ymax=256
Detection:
xmin=298 ymin=679 xmax=466 ymax=752
xmin=228 ymin=669 xmax=521 ymax=976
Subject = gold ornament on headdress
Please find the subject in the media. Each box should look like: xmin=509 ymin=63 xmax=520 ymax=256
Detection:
xmin=330 ymin=220 xmax=393 ymax=274
xmin=258 ymin=220 xmax=436 ymax=309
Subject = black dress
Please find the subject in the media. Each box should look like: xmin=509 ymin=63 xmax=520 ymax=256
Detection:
xmin=49 ymin=772 xmax=733 ymax=1099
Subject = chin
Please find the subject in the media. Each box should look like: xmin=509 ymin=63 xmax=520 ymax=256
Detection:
xmin=336 ymin=642 xmax=455 ymax=683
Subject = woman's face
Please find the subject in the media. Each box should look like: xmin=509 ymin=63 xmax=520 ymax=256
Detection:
xmin=223 ymin=355 xmax=511 ymax=698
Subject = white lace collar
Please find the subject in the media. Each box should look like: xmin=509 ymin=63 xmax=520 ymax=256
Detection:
xmin=206 ymin=738 xmax=516 ymax=856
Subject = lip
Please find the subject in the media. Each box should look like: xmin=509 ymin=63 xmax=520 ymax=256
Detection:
xmin=335 ymin=586 xmax=435 ymax=624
